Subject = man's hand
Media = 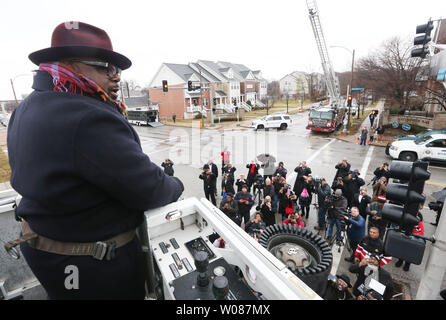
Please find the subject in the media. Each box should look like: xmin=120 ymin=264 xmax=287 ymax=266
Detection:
xmin=359 ymin=258 xmax=369 ymax=267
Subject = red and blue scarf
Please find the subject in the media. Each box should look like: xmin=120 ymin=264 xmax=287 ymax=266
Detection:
xmin=38 ymin=63 xmax=127 ymax=116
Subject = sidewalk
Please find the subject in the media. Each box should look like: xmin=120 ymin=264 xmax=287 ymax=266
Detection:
xmin=336 ymin=101 xmax=389 ymax=147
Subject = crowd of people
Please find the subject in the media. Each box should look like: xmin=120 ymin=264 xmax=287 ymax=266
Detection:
xmin=163 ymin=149 xmax=443 ymax=301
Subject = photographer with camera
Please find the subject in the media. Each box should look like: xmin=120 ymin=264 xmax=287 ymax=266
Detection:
xmin=221 ymin=173 xmax=235 ymax=199
xmin=246 ymin=160 xmax=260 ymax=191
xmin=234 ymin=185 xmax=255 ymax=227
xmin=199 ymin=164 xmax=217 ymax=205
xmin=372 ymin=163 xmax=390 ymax=185
xmin=272 ymin=173 xmax=286 ymax=214
xmin=278 ymin=184 xmax=297 ymax=221
xmin=252 ymin=174 xmax=265 ymax=204
xmin=256 ymin=195 xmax=275 ymax=226
xmin=293 ymin=161 xmax=312 ymax=198
xmin=274 ymin=161 xmax=288 ymax=179
xmin=343 ymin=207 xmax=366 ymax=263
xmin=372 ymin=177 xmax=387 ymax=202
xmin=353 ymin=187 xmax=371 ymax=220
xmin=333 ymin=158 xmax=351 ymax=184
xmin=299 ymin=175 xmax=315 ymax=219
xmin=314 ymin=178 xmax=331 ymax=231
xmin=326 ymin=189 xmax=348 ymax=244
xmin=161 ymin=159 xmax=174 ymax=176
xmin=245 ymin=212 xmax=266 ymax=237
xmin=343 ymin=170 xmax=365 ymax=208
xmin=219 ymin=193 xmax=241 ymax=226
xmin=282 ymin=213 xmax=305 ymax=228
xmin=223 ymin=163 xmax=237 ymax=180
xmin=236 ymin=174 xmax=248 ymax=193
xmin=323 ymin=274 xmax=354 ymax=300
xmin=332 ymin=176 xmax=346 ymax=195
xmin=428 ymin=191 xmax=444 ymax=227
xmin=349 ymin=254 xmax=394 ymax=300
xmin=366 ymin=196 xmax=388 ymax=240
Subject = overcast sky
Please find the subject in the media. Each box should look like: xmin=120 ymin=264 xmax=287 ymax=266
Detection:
xmin=1 ymin=0 xmax=445 ymax=100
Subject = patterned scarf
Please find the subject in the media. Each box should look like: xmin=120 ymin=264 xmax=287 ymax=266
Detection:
xmin=38 ymin=63 xmax=127 ymax=117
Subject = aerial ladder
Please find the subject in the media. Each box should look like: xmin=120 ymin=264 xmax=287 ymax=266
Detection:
xmin=306 ymin=0 xmax=342 ymax=109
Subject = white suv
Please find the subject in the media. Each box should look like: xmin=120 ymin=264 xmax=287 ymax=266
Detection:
xmin=388 ymin=133 xmax=446 ymax=163
xmin=251 ymin=114 xmax=292 ymax=130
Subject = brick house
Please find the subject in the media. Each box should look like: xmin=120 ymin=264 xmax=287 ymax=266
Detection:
xmin=149 ymin=60 xmax=268 ymax=119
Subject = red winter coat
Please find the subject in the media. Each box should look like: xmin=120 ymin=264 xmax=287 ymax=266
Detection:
xmin=282 ymin=218 xmax=305 ymax=228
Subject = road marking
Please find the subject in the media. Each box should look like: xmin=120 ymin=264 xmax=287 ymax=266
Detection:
xmin=286 ymin=139 xmax=337 ymax=187
xmin=426 ymin=181 xmax=446 ymax=187
xmin=360 ymin=146 xmax=375 ymax=177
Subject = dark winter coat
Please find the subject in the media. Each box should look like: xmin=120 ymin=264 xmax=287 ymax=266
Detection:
xmin=293 ymin=166 xmax=312 ymax=196
xmin=161 ymin=161 xmax=174 ymax=176
xmin=246 ymin=163 xmax=260 ymax=180
xmin=199 ymin=172 xmax=217 ymax=192
xmin=210 ymin=163 xmax=219 ymax=178
xmin=352 ymin=193 xmax=371 ymax=219
xmin=256 ymin=201 xmax=275 ymax=226
xmin=317 ymin=183 xmax=332 ymax=208
xmin=219 ymin=198 xmax=240 ymax=223
xmin=7 ymin=71 xmax=183 ymax=242
xmin=221 ymin=176 xmax=235 ymax=194
xmin=234 ymin=191 xmax=255 ymax=213
xmin=349 ymin=263 xmax=394 ymax=300
xmin=334 ymin=162 xmax=351 ymax=179
xmin=327 ymin=196 xmax=348 ymax=219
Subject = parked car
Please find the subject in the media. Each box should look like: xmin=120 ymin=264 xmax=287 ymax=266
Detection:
xmin=251 ymin=114 xmax=292 ymax=130
xmin=385 ymin=129 xmax=446 ymax=155
xmin=388 ymin=133 xmax=446 ymax=163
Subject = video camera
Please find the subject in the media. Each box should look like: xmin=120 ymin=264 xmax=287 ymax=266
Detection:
xmin=428 ymin=201 xmax=441 ymax=212
xmin=253 ymin=175 xmax=265 ymax=190
xmin=313 ymin=175 xmax=323 ymax=190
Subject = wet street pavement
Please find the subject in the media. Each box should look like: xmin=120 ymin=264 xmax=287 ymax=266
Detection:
xmin=134 ymin=111 xmax=446 ymax=299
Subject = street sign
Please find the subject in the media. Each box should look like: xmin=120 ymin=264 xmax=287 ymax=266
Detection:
xmin=352 ymin=88 xmax=365 ymax=92
xmin=402 ymin=124 xmax=412 ymax=131
xmin=392 ymin=122 xmax=399 ymax=128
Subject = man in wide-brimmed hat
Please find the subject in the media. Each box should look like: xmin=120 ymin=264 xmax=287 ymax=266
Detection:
xmin=7 ymin=22 xmax=184 ymax=299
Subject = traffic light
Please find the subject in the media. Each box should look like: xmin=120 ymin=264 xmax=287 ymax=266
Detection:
xmin=381 ymin=160 xmax=431 ymax=264
xmin=347 ymin=96 xmax=352 ymax=107
xmin=188 ymin=81 xmax=193 ymax=91
xmin=411 ymin=20 xmax=434 ymax=59
xmin=232 ymin=98 xmax=237 ymax=106
xmin=162 ymin=80 xmax=168 ymax=92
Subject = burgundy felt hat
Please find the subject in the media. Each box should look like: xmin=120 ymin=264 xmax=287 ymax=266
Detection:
xmin=29 ymin=21 xmax=131 ymax=70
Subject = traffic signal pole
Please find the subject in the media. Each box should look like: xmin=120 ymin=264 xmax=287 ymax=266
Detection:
xmin=416 ymin=211 xmax=446 ymax=300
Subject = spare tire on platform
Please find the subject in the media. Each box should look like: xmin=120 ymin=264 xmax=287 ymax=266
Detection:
xmin=259 ymin=224 xmax=332 ymax=297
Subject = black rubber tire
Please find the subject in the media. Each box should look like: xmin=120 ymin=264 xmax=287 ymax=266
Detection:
xmin=259 ymin=224 xmax=332 ymax=297
xmin=399 ymin=151 xmax=417 ymax=162
xmin=257 ymin=125 xmax=264 ymax=130
xmin=280 ymin=123 xmax=287 ymax=130
xmin=385 ymin=143 xmax=391 ymax=156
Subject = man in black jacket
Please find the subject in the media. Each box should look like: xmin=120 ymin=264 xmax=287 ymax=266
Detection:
xmin=246 ymin=160 xmax=260 ymax=191
xmin=235 ymin=185 xmax=255 ymax=227
xmin=343 ymin=170 xmax=365 ymax=208
xmin=161 ymin=159 xmax=174 ymax=176
xmin=326 ymin=189 xmax=348 ymax=243
xmin=199 ymin=165 xmax=217 ymax=205
xmin=208 ymin=160 xmax=219 ymax=196
xmin=314 ymin=178 xmax=331 ymax=231
xmin=352 ymin=187 xmax=371 ymax=220
xmin=221 ymin=173 xmax=235 ymax=196
xmin=219 ymin=193 xmax=240 ymax=226
xmin=349 ymin=254 xmax=394 ymax=300
xmin=7 ymin=22 xmax=184 ymax=300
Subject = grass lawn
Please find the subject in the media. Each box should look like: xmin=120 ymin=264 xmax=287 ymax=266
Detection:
xmin=0 ymin=150 xmax=11 ymax=183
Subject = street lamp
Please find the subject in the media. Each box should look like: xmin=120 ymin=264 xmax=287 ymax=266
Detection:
xmin=330 ymin=46 xmax=355 ymax=131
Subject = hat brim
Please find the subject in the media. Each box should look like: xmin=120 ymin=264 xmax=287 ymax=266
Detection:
xmin=29 ymin=46 xmax=132 ymax=70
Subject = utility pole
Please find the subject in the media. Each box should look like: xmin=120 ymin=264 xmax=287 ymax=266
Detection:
xmin=10 ymin=79 xmax=18 ymax=104
xmin=416 ymin=211 xmax=446 ymax=300
xmin=199 ymin=69 xmax=204 ymax=128
xmin=347 ymin=49 xmax=355 ymax=129
xmin=210 ymin=85 xmax=214 ymax=127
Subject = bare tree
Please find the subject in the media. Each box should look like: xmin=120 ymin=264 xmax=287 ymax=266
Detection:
xmin=267 ymin=81 xmax=281 ymax=107
xmin=355 ymin=37 xmax=423 ymax=110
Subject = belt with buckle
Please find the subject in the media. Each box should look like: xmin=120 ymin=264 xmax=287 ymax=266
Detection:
xmin=4 ymin=220 xmax=135 ymax=261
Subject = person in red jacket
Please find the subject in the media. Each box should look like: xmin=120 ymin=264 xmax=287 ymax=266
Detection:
xmin=282 ymin=214 xmax=305 ymax=228
xmin=221 ymin=147 xmax=230 ymax=175
xmin=395 ymin=212 xmax=424 ymax=272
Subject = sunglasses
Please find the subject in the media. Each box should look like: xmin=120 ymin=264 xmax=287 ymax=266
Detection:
xmin=71 ymin=60 xmax=121 ymax=79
